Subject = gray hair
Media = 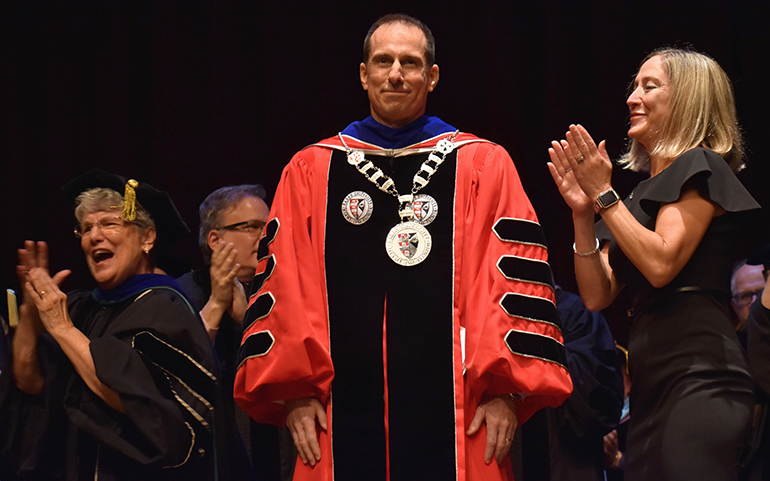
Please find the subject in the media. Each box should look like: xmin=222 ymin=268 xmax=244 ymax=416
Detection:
xmin=731 ymin=259 xmax=747 ymax=295
xmin=75 ymin=188 xmax=155 ymax=231
xmin=198 ymin=184 xmax=267 ymax=263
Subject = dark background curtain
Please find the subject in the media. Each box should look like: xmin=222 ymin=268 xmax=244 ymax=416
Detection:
xmin=2 ymin=0 xmax=768 ymax=343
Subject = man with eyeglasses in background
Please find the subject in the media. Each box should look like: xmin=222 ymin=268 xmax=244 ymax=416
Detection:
xmin=730 ymin=260 xmax=765 ymax=339
xmin=176 ymin=184 xmax=282 ymax=481
xmin=741 ymin=244 xmax=770 ymax=480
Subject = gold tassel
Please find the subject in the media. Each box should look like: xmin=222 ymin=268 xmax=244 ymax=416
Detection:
xmin=122 ymin=179 xmax=139 ymax=221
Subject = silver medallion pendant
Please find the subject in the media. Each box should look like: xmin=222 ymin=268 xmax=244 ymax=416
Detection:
xmin=385 ymin=221 xmax=432 ymax=266
xmin=341 ymin=191 xmax=373 ymax=225
xmin=346 ymin=150 xmax=365 ymax=166
xmin=412 ymin=194 xmax=438 ymax=226
xmin=436 ymin=138 xmax=455 ymax=154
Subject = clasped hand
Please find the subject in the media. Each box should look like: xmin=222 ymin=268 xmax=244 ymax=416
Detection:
xmin=17 ymin=240 xmax=72 ymax=335
xmin=209 ymin=242 xmax=248 ymax=324
xmin=547 ymin=124 xmax=613 ymax=216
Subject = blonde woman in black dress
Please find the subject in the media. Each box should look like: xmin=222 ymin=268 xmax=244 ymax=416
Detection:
xmin=548 ymin=48 xmax=759 ymax=480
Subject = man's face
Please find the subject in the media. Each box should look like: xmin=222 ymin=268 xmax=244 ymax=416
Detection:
xmin=731 ymin=264 xmax=765 ymax=324
xmin=214 ymin=196 xmax=270 ymax=283
xmin=360 ymin=23 xmax=439 ymax=129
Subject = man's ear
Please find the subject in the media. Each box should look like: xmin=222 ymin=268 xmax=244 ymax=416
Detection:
xmin=360 ymin=62 xmax=369 ymax=91
xmin=428 ymin=64 xmax=439 ymax=92
xmin=207 ymin=229 xmax=222 ymax=251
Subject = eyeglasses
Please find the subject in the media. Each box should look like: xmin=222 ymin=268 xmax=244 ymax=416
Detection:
xmin=219 ymin=220 xmax=266 ymax=236
xmin=74 ymin=216 xmax=132 ymax=238
xmin=732 ymin=289 xmax=763 ymax=306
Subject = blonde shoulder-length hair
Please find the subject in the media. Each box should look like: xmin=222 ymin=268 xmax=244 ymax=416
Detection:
xmin=618 ymin=48 xmax=744 ymax=173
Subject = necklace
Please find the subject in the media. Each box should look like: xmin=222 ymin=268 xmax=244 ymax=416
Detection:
xmin=338 ymin=131 xmax=459 ymax=266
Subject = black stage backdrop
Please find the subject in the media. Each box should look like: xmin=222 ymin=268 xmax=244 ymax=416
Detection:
xmin=2 ymin=0 xmax=769 ymax=345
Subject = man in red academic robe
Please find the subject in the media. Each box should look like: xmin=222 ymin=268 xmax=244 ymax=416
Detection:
xmin=234 ymin=13 xmax=572 ymax=481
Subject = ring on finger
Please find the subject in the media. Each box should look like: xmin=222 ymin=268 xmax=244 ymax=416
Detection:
xmin=40 ymin=290 xmax=46 ymax=295
xmin=577 ymin=155 xmax=585 ymax=164
xmin=564 ymin=167 xmax=572 ymax=173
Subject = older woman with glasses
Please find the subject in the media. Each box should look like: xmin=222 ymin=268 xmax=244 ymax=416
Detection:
xmin=0 ymin=170 xmax=253 ymax=481
xmin=548 ymin=49 xmax=760 ymax=480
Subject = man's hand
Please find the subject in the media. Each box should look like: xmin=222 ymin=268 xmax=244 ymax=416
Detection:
xmin=200 ymin=242 xmax=240 ymax=336
xmin=604 ymin=429 xmax=622 ymax=468
xmin=466 ymin=394 xmax=519 ymax=465
xmin=208 ymin=242 xmax=240 ymax=319
xmin=228 ymin=277 xmax=248 ymax=323
xmin=286 ymin=397 xmax=327 ymax=467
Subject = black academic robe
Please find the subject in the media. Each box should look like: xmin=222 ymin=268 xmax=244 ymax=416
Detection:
xmin=743 ymin=300 xmax=770 ymax=480
xmin=0 ymin=276 xmax=252 ymax=481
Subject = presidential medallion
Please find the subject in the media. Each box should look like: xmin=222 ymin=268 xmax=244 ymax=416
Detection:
xmin=341 ymin=191 xmax=373 ymax=225
xmin=412 ymin=194 xmax=438 ymax=226
xmin=338 ymin=131 xmax=457 ymax=266
xmin=385 ymin=221 xmax=432 ymax=266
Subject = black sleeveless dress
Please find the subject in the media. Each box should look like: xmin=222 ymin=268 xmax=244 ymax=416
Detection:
xmin=595 ymin=148 xmax=760 ymax=481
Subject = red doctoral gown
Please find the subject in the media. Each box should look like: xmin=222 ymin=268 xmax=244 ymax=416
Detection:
xmin=234 ymin=131 xmax=573 ymax=481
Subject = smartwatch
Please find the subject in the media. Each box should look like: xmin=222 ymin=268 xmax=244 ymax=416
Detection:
xmin=594 ymin=188 xmax=620 ymax=213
